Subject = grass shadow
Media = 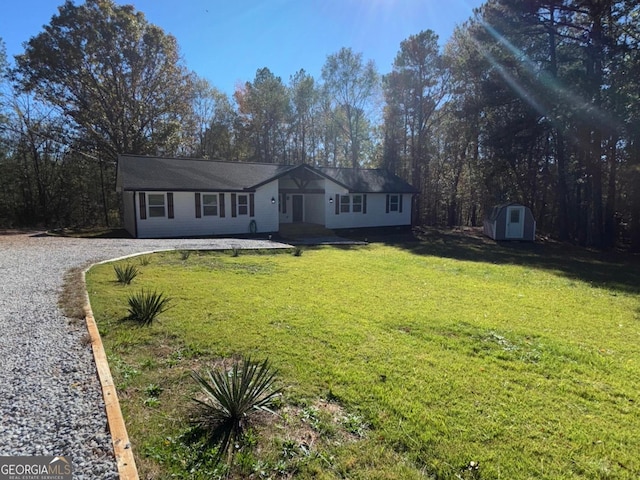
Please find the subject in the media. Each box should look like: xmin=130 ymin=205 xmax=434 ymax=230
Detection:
xmin=346 ymin=227 xmax=640 ymax=295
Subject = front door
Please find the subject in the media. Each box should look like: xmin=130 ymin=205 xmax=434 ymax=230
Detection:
xmin=292 ymin=195 xmax=303 ymax=223
xmin=505 ymin=205 xmax=525 ymax=239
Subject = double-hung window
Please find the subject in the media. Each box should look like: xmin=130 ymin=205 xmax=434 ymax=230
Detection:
xmin=335 ymin=194 xmax=367 ymax=215
xmin=140 ymin=192 xmax=173 ymax=219
xmin=230 ymin=193 xmax=253 ymax=217
xmin=238 ymin=195 xmax=249 ymax=215
xmin=202 ymin=194 xmax=218 ymax=216
xmin=352 ymin=195 xmax=363 ymax=213
xmin=340 ymin=195 xmax=350 ymax=213
xmin=148 ymin=194 xmax=166 ymax=217
xmin=385 ymin=194 xmax=402 ymax=214
xmin=389 ymin=194 xmax=399 ymax=212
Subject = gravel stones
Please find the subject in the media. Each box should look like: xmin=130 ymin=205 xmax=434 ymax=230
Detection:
xmin=0 ymin=233 xmax=290 ymax=479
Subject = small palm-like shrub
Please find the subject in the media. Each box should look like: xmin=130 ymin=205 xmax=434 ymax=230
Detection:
xmin=127 ymin=290 xmax=171 ymax=325
xmin=191 ymin=357 xmax=281 ymax=461
xmin=114 ymin=264 xmax=139 ymax=285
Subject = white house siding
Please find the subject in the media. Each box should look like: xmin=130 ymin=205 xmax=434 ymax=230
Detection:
xmin=325 ymin=191 xmax=412 ymax=229
xmin=279 ymin=194 xmax=291 ymax=224
xmin=305 ymin=194 xmax=325 ymax=224
xmin=134 ymin=182 xmax=280 ymax=238
xmin=249 ymin=182 xmax=280 ymax=233
xmin=122 ymin=191 xmax=136 ymax=237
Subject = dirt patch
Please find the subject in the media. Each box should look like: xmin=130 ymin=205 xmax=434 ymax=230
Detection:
xmin=59 ymin=265 xmax=92 ymax=323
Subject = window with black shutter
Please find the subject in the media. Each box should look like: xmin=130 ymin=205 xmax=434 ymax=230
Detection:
xmin=148 ymin=194 xmax=165 ymax=217
xmin=139 ymin=192 xmax=147 ymax=220
xmin=237 ymin=195 xmax=248 ymax=215
xmin=352 ymin=195 xmax=362 ymax=213
xmin=202 ymin=194 xmax=218 ymax=216
xmin=195 ymin=193 xmax=201 ymax=218
xmin=219 ymin=193 xmax=226 ymax=217
xmin=167 ymin=193 xmax=174 ymax=219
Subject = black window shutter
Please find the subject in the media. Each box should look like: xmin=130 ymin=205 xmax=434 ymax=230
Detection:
xmin=231 ymin=193 xmax=237 ymax=217
xmin=195 ymin=193 xmax=201 ymax=218
xmin=363 ymin=194 xmax=367 ymax=214
xmin=399 ymin=195 xmax=403 ymax=213
xmin=281 ymin=194 xmax=286 ymax=213
xmin=139 ymin=192 xmax=147 ymax=220
xmin=219 ymin=193 xmax=225 ymax=217
xmin=386 ymin=194 xmax=390 ymax=213
xmin=167 ymin=193 xmax=174 ymax=219
xmin=249 ymin=193 xmax=255 ymax=217
xmin=335 ymin=194 xmax=340 ymax=215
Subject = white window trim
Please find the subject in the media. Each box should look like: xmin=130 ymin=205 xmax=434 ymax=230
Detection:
xmin=340 ymin=195 xmax=350 ymax=213
xmin=389 ymin=194 xmax=399 ymax=212
xmin=352 ymin=194 xmax=363 ymax=213
xmin=202 ymin=194 xmax=218 ymax=216
xmin=238 ymin=194 xmax=249 ymax=216
xmin=148 ymin=193 xmax=166 ymax=218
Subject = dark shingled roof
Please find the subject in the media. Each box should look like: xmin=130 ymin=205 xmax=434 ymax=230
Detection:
xmin=117 ymin=155 xmax=296 ymax=191
xmin=316 ymin=167 xmax=418 ymax=194
xmin=117 ymin=155 xmax=417 ymax=194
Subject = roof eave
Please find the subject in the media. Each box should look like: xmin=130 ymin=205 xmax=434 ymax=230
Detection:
xmin=120 ymin=187 xmax=257 ymax=193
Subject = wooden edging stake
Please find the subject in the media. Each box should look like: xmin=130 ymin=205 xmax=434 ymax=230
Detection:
xmin=82 ymin=271 xmax=139 ymax=480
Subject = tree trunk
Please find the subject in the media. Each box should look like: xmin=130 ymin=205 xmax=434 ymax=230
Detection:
xmin=603 ymin=137 xmax=617 ymax=249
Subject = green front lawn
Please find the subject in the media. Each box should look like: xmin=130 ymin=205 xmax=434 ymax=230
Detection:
xmin=86 ymin=233 xmax=640 ymax=479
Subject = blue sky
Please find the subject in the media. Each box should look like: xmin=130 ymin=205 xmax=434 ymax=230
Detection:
xmin=1 ymin=0 xmax=483 ymax=96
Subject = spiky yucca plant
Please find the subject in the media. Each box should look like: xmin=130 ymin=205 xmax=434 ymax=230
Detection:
xmin=114 ymin=263 xmax=139 ymax=285
xmin=191 ymin=357 xmax=281 ymax=461
xmin=127 ymin=290 xmax=171 ymax=325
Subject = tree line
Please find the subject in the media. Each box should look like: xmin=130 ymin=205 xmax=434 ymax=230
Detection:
xmin=1 ymin=0 xmax=638 ymax=250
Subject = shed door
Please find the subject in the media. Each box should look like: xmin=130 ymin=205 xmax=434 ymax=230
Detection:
xmin=292 ymin=195 xmax=304 ymax=223
xmin=505 ymin=206 xmax=525 ymax=239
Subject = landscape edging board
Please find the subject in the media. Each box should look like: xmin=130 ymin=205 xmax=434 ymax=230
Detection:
xmin=82 ymin=268 xmax=140 ymax=480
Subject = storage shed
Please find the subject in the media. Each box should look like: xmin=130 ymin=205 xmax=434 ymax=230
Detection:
xmin=483 ymin=203 xmax=536 ymax=241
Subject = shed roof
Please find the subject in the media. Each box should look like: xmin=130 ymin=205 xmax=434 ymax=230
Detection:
xmin=117 ymin=155 xmax=418 ymax=194
xmin=485 ymin=202 xmax=531 ymax=222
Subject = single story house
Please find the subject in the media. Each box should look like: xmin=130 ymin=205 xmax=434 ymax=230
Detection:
xmin=116 ymin=155 xmax=418 ymax=238
xmin=483 ymin=203 xmax=536 ymax=241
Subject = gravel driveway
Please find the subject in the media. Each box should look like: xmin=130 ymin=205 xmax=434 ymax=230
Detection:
xmin=0 ymin=233 xmax=291 ymax=479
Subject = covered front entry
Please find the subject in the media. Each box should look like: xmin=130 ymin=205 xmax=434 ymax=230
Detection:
xmin=277 ymin=166 xmax=328 ymax=228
